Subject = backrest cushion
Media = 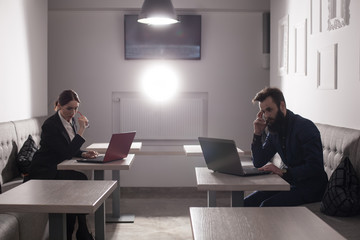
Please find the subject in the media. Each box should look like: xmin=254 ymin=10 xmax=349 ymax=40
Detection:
xmin=16 ymin=135 xmax=38 ymax=175
xmin=0 ymin=117 xmax=45 ymax=185
xmin=0 ymin=122 xmax=19 ymax=184
xmin=13 ymin=117 xmax=44 ymax=149
xmin=320 ymin=157 xmax=360 ymax=216
xmin=316 ymin=123 xmax=360 ymax=179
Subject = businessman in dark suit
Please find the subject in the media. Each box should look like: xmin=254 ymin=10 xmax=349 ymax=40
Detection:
xmin=28 ymin=90 xmax=97 ymax=240
xmin=244 ymin=87 xmax=328 ymax=207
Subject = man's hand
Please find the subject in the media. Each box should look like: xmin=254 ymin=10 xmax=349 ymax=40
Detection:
xmin=259 ymin=163 xmax=283 ymax=176
xmin=253 ymin=111 xmax=267 ymax=135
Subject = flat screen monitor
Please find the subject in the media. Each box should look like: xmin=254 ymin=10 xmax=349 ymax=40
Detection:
xmin=124 ymin=14 xmax=201 ymax=60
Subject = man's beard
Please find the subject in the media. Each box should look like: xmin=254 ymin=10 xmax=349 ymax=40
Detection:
xmin=267 ymin=110 xmax=286 ymax=134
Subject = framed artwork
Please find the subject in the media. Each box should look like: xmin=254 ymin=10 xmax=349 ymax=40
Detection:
xmin=294 ymin=19 xmax=307 ymax=75
xmin=310 ymin=0 xmax=322 ymax=34
xmin=278 ymin=15 xmax=289 ymax=76
xmin=317 ymin=44 xmax=338 ymax=90
xmin=327 ymin=0 xmax=350 ymax=31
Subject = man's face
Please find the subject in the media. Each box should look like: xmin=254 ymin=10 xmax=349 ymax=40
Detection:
xmin=259 ymin=96 xmax=285 ymax=133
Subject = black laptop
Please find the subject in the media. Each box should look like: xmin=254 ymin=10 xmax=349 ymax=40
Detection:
xmin=198 ymin=137 xmax=270 ymax=176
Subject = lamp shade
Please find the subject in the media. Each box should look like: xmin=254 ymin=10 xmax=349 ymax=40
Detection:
xmin=138 ymin=0 xmax=179 ymax=25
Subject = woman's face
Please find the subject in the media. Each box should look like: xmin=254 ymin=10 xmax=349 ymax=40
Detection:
xmin=58 ymin=100 xmax=79 ymax=122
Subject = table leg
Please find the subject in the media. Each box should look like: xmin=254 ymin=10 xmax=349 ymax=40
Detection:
xmin=106 ymin=170 xmax=135 ymax=223
xmin=49 ymin=213 xmax=66 ymax=240
xmin=231 ymin=191 xmax=244 ymax=207
xmin=207 ymin=191 xmax=217 ymax=207
xmin=95 ymin=202 xmax=106 ymax=240
xmin=94 ymin=170 xmax=104 ymax=180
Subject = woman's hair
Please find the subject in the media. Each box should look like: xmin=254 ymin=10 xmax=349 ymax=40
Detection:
xmin=54 ymin=89 xmax=81 ymax=111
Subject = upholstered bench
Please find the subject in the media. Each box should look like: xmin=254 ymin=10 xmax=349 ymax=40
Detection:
xmin=0 ymin=117 xmax=48 ymax=240
xmin=270 ymin=123 xmax=360 ymax=239
xmin=304 ymin=123 xmax=360 ymax=240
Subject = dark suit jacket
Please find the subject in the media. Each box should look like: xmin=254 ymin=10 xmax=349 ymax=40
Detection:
xmin=251 ymin=110 xmax=328 ymax=202
xmin=28 ymin=112 xmax=85 ymax=179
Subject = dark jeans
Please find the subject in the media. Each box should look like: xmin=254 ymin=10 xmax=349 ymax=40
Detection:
xmin=244 ymin=190 xmax=305 ymax=207
xmin=244 ymin=184 xmax=325 ymax=207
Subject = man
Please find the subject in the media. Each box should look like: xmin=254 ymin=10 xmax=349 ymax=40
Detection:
xmin=244 ymin=87 xmax=328 ymax=207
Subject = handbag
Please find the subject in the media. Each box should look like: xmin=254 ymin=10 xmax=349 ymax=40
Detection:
xmin=16 ymin=135 xmax=38 ymax=176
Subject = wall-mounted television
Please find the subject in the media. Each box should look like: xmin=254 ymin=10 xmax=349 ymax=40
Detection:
xmin=124 ymin=14 xmax=201 ymax=60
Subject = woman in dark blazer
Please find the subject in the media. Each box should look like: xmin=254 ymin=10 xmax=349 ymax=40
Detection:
xmin=28 ymin=89 xmax=98 ymax=240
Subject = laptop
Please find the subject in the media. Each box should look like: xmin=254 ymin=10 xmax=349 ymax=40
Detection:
xmin=198 ymin=137 xmax=270 ymax=176
xmin=77 ymin=131 xmax=136 ymax=163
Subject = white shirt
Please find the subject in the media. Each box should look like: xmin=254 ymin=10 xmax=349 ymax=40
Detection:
xmin=58 ymin=111 xmax=75 ymax=141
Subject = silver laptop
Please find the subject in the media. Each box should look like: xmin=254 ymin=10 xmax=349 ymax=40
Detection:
xmin=198 ymin=137 xmax=270 ymax=176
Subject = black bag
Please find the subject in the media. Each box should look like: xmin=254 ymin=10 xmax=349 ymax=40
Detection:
xmin=16 ymin=135 xmax=38 ymax=175
xmin=320 ymin=157 xmax=360 ymax=216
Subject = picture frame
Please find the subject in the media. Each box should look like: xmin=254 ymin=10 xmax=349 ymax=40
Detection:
xmin=327 ymin=0 xmax=350 ymax=31
xmin=310 ymin=0 xmax=322 ymax=34
xmin=294 ymin=19 xmax=307 ymax=75
xmin=317 ymin=44 xmax=338 ymax=90
xmin=278 ymin=15 xmax=289 ymax=76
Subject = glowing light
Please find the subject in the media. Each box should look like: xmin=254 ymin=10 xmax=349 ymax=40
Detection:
xmin=141 ymin=64 xmax=179 ymax=102
xmin=138 ymin=17 xmax=178 ymax=25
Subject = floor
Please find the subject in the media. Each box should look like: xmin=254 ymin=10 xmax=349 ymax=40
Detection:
xmin=87 ymin=188 xmax=231 ymax=240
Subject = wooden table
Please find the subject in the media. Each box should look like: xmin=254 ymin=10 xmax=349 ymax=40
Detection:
xmin=184 ymin=145 xmax=244 ymax=156
xmin=0 ymin=180 xmax=116 ymax=240
xmin=190 ymin=207 xmax=346 ymax=240
xmin=58 ymin=154 xmax=135 ymax=223
xmin=195 ymin=167 xmax=290 ymax=207
xmin=86 ymin=142 xmax=142 ymax=154
xmin=88 ymin=142 xmax=187 ymax=155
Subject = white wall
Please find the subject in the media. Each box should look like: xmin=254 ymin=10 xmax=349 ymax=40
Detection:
xmin=270 ymin=0 xmax=360 ymax=130
xmin=48 ymin=1 xmax=270 ymax=186
xmin=0 ymin=0 xmax=48 ymax=122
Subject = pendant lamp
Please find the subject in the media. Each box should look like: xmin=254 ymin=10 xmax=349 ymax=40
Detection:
xmin=138 ymin=0 xmax=179 ymax=25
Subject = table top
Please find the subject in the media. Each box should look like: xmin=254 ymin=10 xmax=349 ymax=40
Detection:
xmin=0 ymin=180 xmax=117 ymax=214
xmin=183 ymin=145 xmax=244 ymax=157
xmin=195 ymin=167 xmax=290 ymax=191
xmin=87 ymin=142 xmax=186 ymax=155
xmin=57 ymin=154 xmax=135 ymax=171
xmin=190 ymin=207 xmax=345 ymax=240
xmin=86 ymin=142 xmax=142 ymax=154
xmin=134 ymin=145 xmax=186 ymax=155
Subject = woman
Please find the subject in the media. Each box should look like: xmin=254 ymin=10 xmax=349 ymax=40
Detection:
xmin=27 ymin=89 xmax=98 ymax=240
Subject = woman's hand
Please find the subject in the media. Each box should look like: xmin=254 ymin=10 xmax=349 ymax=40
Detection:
xmin=77 ymin=112 xmax=89 ymax=129
xmin=81 ymin=151 xmax=99 ymax=159
xmin=259 ymin=163 xmax=283 ymax=176
xmin=77 ymin=112 xmax=89 ymax=136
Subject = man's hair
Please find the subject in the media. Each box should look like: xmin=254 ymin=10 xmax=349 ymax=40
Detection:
xmin=252 ymin=87 xmax=286 ymax=108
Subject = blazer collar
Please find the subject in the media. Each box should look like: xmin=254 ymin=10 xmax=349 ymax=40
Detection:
xmin=54 ymin=111 xmax=72 ymax=143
